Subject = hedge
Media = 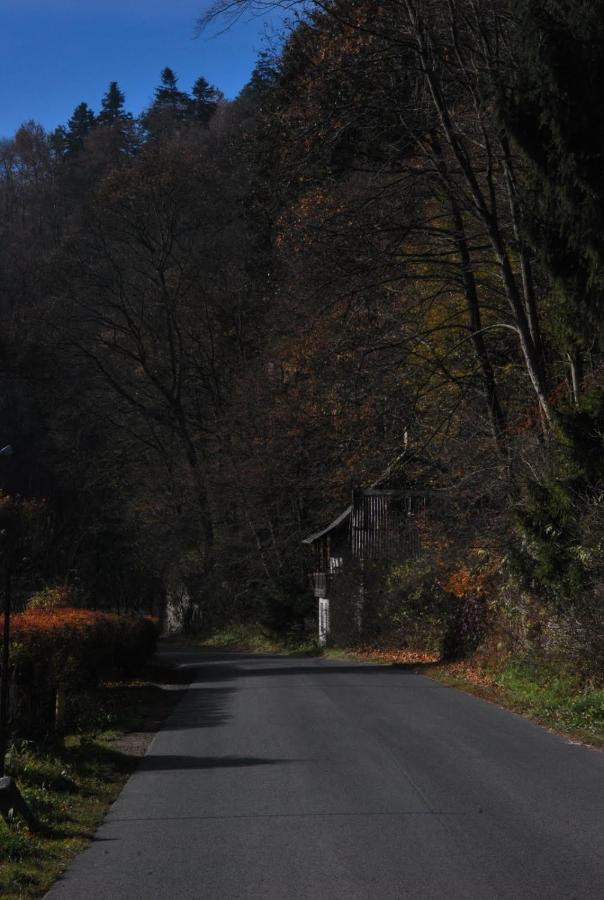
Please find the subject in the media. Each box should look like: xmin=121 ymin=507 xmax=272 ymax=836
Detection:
xmin=3 ymin=608 xmax=160 ymax=690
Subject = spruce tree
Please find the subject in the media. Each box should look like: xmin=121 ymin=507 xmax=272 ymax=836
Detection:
xmin=240 ymin=50 xmax=279 ymax=104
xmin=65 ymin=102 xmax=96 ymax=156
xmin=50 ymin=126 xmax=68 ymax=160
xmin=191 ymin=77 xmax=221 ymax=126
xmin=98 ymin=81 xmax=127 ymax=125
xmin=153 ymin=67 xmax=190 ymax=117
xmin=143 ymin=68 xmax=191 ymax=135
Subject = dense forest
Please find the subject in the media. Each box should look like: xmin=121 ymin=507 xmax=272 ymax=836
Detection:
xmin=1 ymin=0 xmax=603 ymax=676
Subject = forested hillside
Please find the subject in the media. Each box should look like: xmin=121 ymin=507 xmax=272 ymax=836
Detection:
xmin=1 ymin=0 xmax=603 ymax=677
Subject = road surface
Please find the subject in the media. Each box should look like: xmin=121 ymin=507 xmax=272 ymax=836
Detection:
xmin=47 ymin=647 xmax=604 ymax=899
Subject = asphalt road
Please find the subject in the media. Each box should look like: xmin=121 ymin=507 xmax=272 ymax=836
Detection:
xmin=47 ymin=647 xmax=604 ymax=899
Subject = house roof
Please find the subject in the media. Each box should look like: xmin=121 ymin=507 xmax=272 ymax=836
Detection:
xmin=301 ymin=505 xmax=352 ymax=545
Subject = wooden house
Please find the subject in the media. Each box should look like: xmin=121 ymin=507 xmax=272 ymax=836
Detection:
xmin=303 ymin=485 xmax=426 ymax=645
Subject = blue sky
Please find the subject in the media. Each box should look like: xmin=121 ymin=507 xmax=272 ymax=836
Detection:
xmin=0 ymin=1 xmax=289 ymax=138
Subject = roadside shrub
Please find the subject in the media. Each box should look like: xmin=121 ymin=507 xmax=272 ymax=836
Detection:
xmin=566 ymin=690 xmax=604 ymax=733
xmin=359 ymin=557 xmax=454 ymax=650
xmin=551 ymin=607 xmax=604 ymax=682
xmin=511 ymin=386 xmax=604 ymax=612
xmin=442 ymin=594 xmax=489 ymax=661
xmin=3 ymin=608 xmax=160 ymax=736
xmin=492 ymin=656 xmax=604 ymax=735
xmin=27 ymin=585 xmax=75 ymax=611
xmin=6 ymin=608 xmax=160 ymax=690
xmin=485 ymin=580 xmax=604 ymax=683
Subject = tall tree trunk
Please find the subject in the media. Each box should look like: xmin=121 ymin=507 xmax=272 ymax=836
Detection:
xmin=184 ymin=440 xmax=215 ymax=575
xmin=501 ymin=140 xmax=548 ymax=383
xmin=450 ymin=201 xmax=508 ymax=455
xmin=567 ymin=351 xmax=583 ymax=407
xmin=405 ymin=0 xmax=553 ymax=426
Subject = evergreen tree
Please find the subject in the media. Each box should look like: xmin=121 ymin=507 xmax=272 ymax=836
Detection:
xmin=98 ymin=81 xmax=127 ymax=125
xmin=153 ymin=67 xmax=190 ymax=117
xmin=143 ymin=68 xmax=191 ymax=136
xmin=191 ymin=76 xmax=221 ymax=126
xmin=49 ymin=125 xmax=68 ymax=160
xmin=95 ymin=80 xmax=139 ymax=157
xmin=503 ymin=2 xmax=604 ymax=607
xmin=239 ymin=50 xmax=280 ymax=105
xmin=65 ymin=102 xmax=96 ymax=156
xmin=504 ymin=1 xmax=604 ymax=367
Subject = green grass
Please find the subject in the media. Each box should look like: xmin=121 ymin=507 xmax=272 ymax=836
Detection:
xmin=0 ymin=672 xmax=184 ymax=898
xmin=0 ymin=737 xmax=136 ymax=898
xmin=195 ymin=623 xmax=323 ymax=657
xmin=494 ymin=658 xmax=604 ymax=739
xmin=430 ymin=655 xmax=604 ymax=749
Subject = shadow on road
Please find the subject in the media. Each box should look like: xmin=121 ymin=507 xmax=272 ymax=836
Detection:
xmin=166 ymin=686 xmax=235 ymax=730
xmin=158 ymin=651 xmax=443 ymax=736
xmin=194 ymin=661 xmax=442 ymax=683
xmin=140 ymin=754 xmax=298 ymax=772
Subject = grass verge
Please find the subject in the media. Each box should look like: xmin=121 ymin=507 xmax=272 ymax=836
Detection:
xmin=427 ymin=655 xmax=604 ymax=749
xmin=0 ymin=665 xmax=188 ymax=898
xmin=194 ymin=623 xmax=322 ymax=657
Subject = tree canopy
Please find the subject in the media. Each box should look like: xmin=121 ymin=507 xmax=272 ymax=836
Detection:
xmin=1 ymin=3 xmax=604 ymax=673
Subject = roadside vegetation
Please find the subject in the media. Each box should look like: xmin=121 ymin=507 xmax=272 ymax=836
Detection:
xmin=0 ymin=735 xmax=135 ymax=899
xmin=428 ymin=656 xmax=604 ymax=750
xmin=0 ymin=663 xmax=186 ymax=898
xmin=0 ymin=598 xmax=165 ymax=896
xmin=197 ymin=624 xmax=321 ymax=657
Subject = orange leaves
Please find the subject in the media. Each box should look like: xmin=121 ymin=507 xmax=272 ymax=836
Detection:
xmin=443 ymin=566 xmax=489 ymax=599
xmin=439 ymin=659 xmax=497 ymax=689
xmin=351 ymin=646 xmax=440 ymax=665
xmin=440 ymin=551 xmax=501 ymax=600
xmin=6 ymin=607 xmax=124 ymax=636
xmin=2 ymin=608 xmax=160 ymax=687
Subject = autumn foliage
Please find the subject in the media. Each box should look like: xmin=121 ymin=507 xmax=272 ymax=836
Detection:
xmin=4 ymin=608 xmax=159 ymax=688
xmin=2 ymin=0 xmax=604 ymax=683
